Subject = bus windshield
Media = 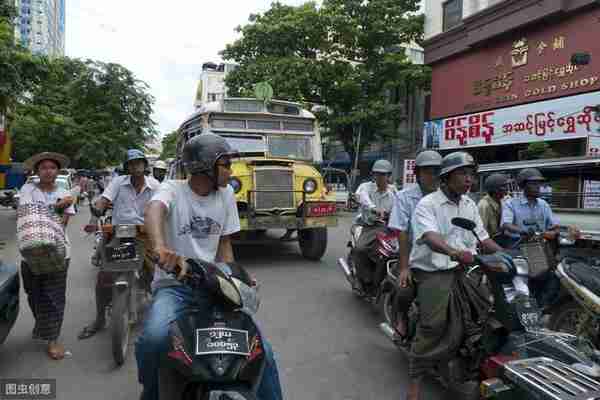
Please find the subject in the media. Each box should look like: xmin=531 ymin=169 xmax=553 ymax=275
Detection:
xmin=222 ymin=135 xmax=266 ymax=154
xmin=268 ymin=136 xmax=313 ymax=160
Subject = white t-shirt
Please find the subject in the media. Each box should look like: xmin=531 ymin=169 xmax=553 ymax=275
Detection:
xmin=151 ymin=180 xmax=241 ymax=286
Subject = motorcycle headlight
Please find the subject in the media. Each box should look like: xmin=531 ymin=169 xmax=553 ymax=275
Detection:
xmin=303 ymin=178 xmax=317 ymax=194
xmin=115 ymin=224 xmax=137 ymax=238
xmin=228 ymin=177 xmax=242 ymax=194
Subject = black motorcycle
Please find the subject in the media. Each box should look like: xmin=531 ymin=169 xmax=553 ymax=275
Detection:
xmin=157 ymin=259 xmax=265 ymax=400
xmin=0 ymin=255 xmax=19 ymax=346
xmin=380 ymin=217 xmax=600 ymax=399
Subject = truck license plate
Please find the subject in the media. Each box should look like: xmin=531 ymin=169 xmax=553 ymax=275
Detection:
xmin=195 ymin=327 xmax=250 ymax=356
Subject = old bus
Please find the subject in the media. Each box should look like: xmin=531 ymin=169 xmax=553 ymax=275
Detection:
xmin=174 ymin=98 xmax=338 ymax=260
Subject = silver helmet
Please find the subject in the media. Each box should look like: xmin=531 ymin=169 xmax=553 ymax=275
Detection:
xmin=415 ymin=150 xmax=442 ymax=168
xmin=484 ymin=173 xmax=509 ymax=193
xmin=371 ymin=159 xmax=393 ymax=174
xmin=439 ymin=152 xmax=477 ymax=178
xmin=516 ymin=168 xmax=545 ymax=187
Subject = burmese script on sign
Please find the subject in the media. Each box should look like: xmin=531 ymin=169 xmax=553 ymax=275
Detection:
xmin=423 ymin=91 xmax=600 ymax=150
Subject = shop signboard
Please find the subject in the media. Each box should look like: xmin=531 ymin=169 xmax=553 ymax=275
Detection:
xmin=430 ymin=11 xmax=600 ymax=119
xmin=402 ymin=159 xmax=417 ymax=189
xmin=583 ymin=180 xmax=600 ymax=209
xmin=423 ymin=91 xmax=600 ymax=150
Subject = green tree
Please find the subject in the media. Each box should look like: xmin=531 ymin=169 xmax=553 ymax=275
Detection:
xmin=221 ymin=0 xmax=428 ymax=161
xmin=160 ymin=130 xmax=178 ymax=160
xmin=11 ymin=58 xmax=158 ymax=168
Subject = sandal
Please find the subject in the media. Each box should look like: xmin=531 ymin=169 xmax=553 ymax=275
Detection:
xmin=77 ymin=322 xmax=105 ymax=340
xmin=47 ymin=343 xmax=66 ymax=360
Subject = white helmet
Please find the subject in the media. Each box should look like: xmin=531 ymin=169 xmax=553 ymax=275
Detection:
xmin=153 ymin=160 xmax=168 ymax=170
xmin=371 ymin=159 xmax=393 ymax=174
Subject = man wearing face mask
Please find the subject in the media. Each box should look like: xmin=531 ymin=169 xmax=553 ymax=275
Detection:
xmin=388 ymin=150 xmax=442 ymax=339
xmin=405 ymin=152 xmax=502 ymax=400
xmin=501 ymin=168 xmax=560 ymax=309
xmin=78 ymin=149 xmax=160 ymax=340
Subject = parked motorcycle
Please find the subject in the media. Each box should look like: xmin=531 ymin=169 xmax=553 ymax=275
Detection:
xmin=379 ymin=217 xmax=600 ymax=399
xmin=0 ymin=255 xmax=19 ymax=346
xmin=157 ymin=258 xmax=265 ymax=400
xmin=550 ymin=235 xmax=600 ymax=347
xmin=338 ymin=211 xmax=399 ymax=312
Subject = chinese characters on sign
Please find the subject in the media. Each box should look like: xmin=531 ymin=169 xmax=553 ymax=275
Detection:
xmin=402 ymin=159 xmax=417 ymax=189
xmin=0 ymin=379 xmax=56 ymax=400
xmin=424 ymin=91 xmax=600 ymax=150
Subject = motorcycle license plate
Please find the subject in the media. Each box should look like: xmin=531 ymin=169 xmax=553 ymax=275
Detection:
xmin=106 ymin=243 xmax=137 ymax=262
xmin=195 ymin=327 xmax=250 ymax=356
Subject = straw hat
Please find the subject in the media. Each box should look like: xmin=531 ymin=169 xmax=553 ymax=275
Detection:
xmin=24 ymin=152 xmax=70 ymax=171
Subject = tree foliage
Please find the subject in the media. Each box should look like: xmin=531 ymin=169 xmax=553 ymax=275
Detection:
xmin=160 ymin=130 xmax=178 ymax=160
xmin=221 ymin=0 xmax=429 ymax=160
xmin=0 ymin=0 xmax=47 ymax=110
xmin=10 ymin=58 xmax=158 ymax=168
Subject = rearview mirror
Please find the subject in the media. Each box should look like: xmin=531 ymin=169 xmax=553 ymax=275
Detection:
xmin=452 ymin=217 xmax=476 ymax=231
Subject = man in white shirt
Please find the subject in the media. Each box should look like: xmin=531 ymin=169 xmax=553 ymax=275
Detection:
xmin=405 ymin=152 xmax=502 ymax=400
xmin=138 ymin=133 xmax=283 ymax=400
xmin=78 ymin=149 xmax=160 ymax=340
xmin=352 ymin=159 xmax=396 ymax=296
xmin=388 ymin=150 xmax=442 ymax=338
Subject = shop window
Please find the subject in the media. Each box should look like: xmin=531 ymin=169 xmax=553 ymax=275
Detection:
xmin=443 ymin=0 xmax=463 ymax=31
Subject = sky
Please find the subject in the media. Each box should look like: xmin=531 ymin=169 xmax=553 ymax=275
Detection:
xmin=66 ymin=0 xmax=309 ymax=140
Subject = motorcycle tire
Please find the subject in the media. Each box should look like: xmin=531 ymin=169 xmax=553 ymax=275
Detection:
xmin=111 ymin=286 xmax=130 ymax=366
xmin=380 ymin=290 xmax=395 ymax=326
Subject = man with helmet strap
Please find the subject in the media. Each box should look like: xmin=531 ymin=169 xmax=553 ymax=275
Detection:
xmin=388 ymin=150 xmax=442 ymax=339
xmin=78 ymin=149 xmax=160 ymax=340
xmin=152 ymin=160 xmax=168 ymax=183
xmin=501 ymin=167 xmax=559 ymax=308
xmin=353 ymin=159 xmax=397 ymax=296
xmin=405 ymin=151 xmax=502 ymax=400
xmin=139 ymin=133 xmax=283 ymax=400
xmin=478 ymin=173 xmax=509 ymax=238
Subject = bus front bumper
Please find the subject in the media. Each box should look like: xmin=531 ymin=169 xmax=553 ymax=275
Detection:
xmin=240 ymin=215 xmax=338 ymax=231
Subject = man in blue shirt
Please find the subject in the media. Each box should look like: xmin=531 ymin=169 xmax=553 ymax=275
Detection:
xmin=501 ymin=167 xmax=560 ymax=308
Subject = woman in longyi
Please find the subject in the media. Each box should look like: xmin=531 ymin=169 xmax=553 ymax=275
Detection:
xmin=18 ymin=152 xmax=75 ymax=360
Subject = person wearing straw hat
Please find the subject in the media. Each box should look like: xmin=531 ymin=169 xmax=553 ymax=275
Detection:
xmin=19 ymin=152 xmax=76 ymax=360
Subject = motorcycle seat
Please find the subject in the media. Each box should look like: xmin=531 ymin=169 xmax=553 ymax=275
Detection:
xmin=563 ymin=258 xmax=600 ymax=297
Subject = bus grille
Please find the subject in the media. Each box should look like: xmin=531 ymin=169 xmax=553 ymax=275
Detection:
xmin=254 ymin=169 xmax=294 ymax=210
xmin=503 ymin=357 xmax=600 ymax=400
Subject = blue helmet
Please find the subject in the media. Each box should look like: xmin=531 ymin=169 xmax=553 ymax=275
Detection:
xmin=124 ymin=149 xmax=147 ymax=169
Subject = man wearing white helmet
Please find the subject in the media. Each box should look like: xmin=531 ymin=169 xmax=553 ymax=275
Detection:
xmin=353 ymin=159 xmax=396 ymax=296
xmin=388 ymin=150 xmax=442 ymax=339
xmin=152 ymin=160 xmax=168 ymax=183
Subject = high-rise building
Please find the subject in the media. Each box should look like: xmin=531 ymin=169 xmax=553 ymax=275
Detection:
xmin=14 ymin=0 xmax=65 ymax=57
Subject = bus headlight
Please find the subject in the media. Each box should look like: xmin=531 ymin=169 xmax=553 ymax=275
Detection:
xmin=303 ymin=178 xmax=317 ymax=194
xmin=229 ymin=177 xmax=242 ymax=193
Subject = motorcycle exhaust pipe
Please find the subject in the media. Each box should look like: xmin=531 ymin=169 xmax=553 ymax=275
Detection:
xmin=338 ymin=257 xmax=353 ymax=283
xmin=379 ymin=322 xmax=397 ymax=342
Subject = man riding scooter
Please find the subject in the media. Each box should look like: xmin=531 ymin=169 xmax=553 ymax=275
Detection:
xmin=388 ymin=150 xmax=442 ymax=339
xmin=353 ymin=159 xmax=397 ymax=297
xmin=501 ymin=167 xmax=560 ymax=310
xmin=405 ymin=151 xmax=503 ymax=400
xmin=78 ymin=149 xmax=160 ymax=339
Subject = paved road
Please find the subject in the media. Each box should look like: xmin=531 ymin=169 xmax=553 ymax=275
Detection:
xmin=0 ymin=207 xmax=444 ymax=400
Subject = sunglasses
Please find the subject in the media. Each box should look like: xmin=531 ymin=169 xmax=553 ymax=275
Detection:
xmin=216 ymin=159 xmax=232 ymax=169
